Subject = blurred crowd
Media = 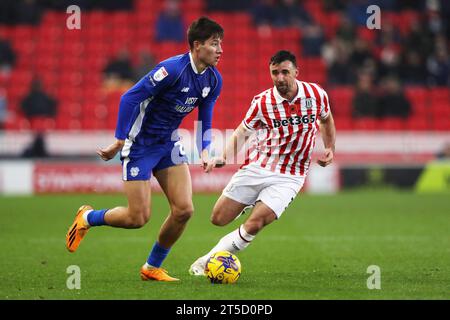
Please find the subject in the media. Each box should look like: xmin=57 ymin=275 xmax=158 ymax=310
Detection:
xmin=0 ymin=0 xmax=133 ymax=24
xmin=0 ymin=0 xmax=449 ymax=130
xmin=206 ymin=0 xmax=449 ymax=119
xmin=323 ymin=3 xmax=449 ymax=88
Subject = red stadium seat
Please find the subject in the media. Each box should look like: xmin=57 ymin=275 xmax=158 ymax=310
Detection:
xmin=12 ymin=26 xmax=35 ymax=41
xmin=55 ymin=116 xmax=82 ymax=130
xmin=55 ymin=116 xmax=69 ymax=130
xmin=39 ymin=72 xmax=59 ymax=90
xmin=9 ymin=70 xmax=33 ymax=87
xmin=110 ymin=12 xmax=131 ymax=26
xmin=233 ymin=12 xmax=252 ymax=26
xmin=327 ymin=87 xmax=354 ymax=118
xmin=30 ymin=117 xmax=56 ymax=132
xmin=334 ymin=117 xmax=353 ymax=130
xmin=353 ymin=118 xmax=378 ymax=131
xmin=398 ymin=10 xmax=420 ymax=36
xmin=56 ymin=87 xmax=79 ymax=103
xmin=0 ymin=26 xmax=13 ymax=39
xmin=81 ymin=115 xmax=107 ymax=130
xmin=379 ymin=118 xmax=406 ymax=131
xmin=407 ymin=116 xmax=431 ymax=131
xmin=60 ymin=102 xmax=82 ymax=118
xmin=314 ymin=12 xmax=340 ymax=39
xmin=61 ymin=40 xmax=84 ymax=55
xmin=10 ymin=37 xmax=34 ymax=54
xmin=405 ymin=87 xmax=427 ymax=116
xmin=430 ymin=88 xmax=450 ymax=105
xmin=135 ymin=0 xmax=160 ymax=11
xmin=431 ymin=104 xmax=450 ymax=119
xmin=357 ymin=27 xmax=376 ymax=42
xmin=433 ymin=118 xmax=450 ymax=131
xmin=82 ymin=87 xmax=102 ymax=103
xmin=180 ymin=0 xmax=204 ymax=12
xmin=59 ymin=72 xmax=83 ymax=87
xmin=41 ymin=11 xmax=66 ymax=25
xmin=4 ymin=115 xmax=31 ymax=130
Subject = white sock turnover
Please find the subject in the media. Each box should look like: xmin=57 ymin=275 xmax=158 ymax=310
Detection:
xmin=201 ymin=225 xmax=255 ymax=261
xmin=82 ymin=210 xmax=93 ymax=227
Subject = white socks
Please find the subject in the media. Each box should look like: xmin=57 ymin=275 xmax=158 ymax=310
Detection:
xmin=82 ymin=210 xmax=93 ymax=227
xmin=201 ymin=225 xmax=255 ymax=261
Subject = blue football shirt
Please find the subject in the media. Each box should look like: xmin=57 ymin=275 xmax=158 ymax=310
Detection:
xmin=115 ymin=52 xmax=222 ymax=154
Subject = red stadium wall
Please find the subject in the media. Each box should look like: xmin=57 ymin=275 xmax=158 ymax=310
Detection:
xmin=32 ymin=162 xmax=242 ymax=193
xmin=0 ymin=161 xmax=339 ymax=195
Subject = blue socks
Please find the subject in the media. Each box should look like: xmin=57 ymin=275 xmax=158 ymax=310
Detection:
xmin=86 ymin=209 xmax=108 ymax=226
xmin=147 ymin=242 xmax=171 ymax=268
xmin=85 ymin=211 xmax=170 ymax=268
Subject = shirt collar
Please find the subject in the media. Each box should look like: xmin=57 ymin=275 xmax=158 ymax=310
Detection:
xmin=189 ymin=52 xmax=208 ymax=75
xmin=273 ymin=79 xmax=302 ymax=104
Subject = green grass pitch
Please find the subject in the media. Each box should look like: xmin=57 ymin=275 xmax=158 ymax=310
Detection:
xmin=0 ymin=191 xmax=449 ymax=300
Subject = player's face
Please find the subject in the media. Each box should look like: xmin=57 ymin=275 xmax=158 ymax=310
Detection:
xmin=270 ymin=61 xmax=298 ymax=95
xmin=197 ymin=36 xmax=223 ymax=67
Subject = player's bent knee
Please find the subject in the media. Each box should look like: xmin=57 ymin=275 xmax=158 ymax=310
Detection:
xmin=210 ymin=211 xmax=229 ymax=226
xmin=171 ymin=204 xmax=194 ymax=223
xmin=127 ymin=207 xmax=150 ymax=228
xmin=211 ymin=217 xmax=226 ymax=226
xmin=125 ymin=217 xmax=145 ymax=228
xmin=127 ymin=215 xmax=148 ymax=228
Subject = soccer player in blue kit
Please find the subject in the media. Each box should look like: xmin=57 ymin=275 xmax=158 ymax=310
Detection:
xmin=65 ymin=17 xmax=224 ymax=281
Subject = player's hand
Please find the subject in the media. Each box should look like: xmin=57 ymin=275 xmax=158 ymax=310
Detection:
xmin=204 ymin=156 xmax=226 ymax=173
xmin=200 ymin=149 xmax=209 ymax=170
xmin=97 ymin=139 xmax=125 ymax=161
xmin=317 ymin=148 xmax=334 ymax=167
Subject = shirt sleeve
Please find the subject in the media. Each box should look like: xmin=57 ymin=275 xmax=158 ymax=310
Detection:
xmin=196 ymin=71 xmax=222 ymax=155
xmin=114 ymin=63 xmax=177 ymax=140
xmin=242 ymin=96 xmax=262 ymax=131
xmin=320 ymin=88 xmax=331 ymax=120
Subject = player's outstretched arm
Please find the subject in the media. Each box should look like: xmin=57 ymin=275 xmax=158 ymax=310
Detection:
xmin=204 ymin=123 xmax=250 ymax=173
xmin=97 ymin=139 xmax=125 ymax=161
xmin=317 ymin=112 xmax=336 ymax=167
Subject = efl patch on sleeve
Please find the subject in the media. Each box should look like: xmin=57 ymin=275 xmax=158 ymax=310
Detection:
xmin=153 ymin=66 xmax=169 ymax=82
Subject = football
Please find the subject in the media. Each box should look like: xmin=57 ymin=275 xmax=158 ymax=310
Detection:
xmin=205 ymin=251 xmax=241 ymax=284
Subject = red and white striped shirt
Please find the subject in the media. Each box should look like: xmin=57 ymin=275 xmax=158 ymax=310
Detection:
xmin=241 ymin=80 xmax=331 ymax=176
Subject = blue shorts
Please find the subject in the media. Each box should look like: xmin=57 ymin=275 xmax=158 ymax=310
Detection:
xmin=120 ymin=140 xmax=188 ymax=181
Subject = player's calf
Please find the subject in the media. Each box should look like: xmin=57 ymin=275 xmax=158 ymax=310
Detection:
xmin=242 ymin=202 xmax=277 ymax=235
xmin=103 ymin=205 xmax=151 ymax=228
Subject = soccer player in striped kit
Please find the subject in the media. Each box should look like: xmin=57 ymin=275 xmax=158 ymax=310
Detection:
xmin=189 ymin=50 xmax=336 ymax=275
xmin=65 ymin=17 xmax=224 ymax=281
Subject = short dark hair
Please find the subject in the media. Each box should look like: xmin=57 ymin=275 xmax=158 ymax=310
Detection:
xmin=269 ymin=50 xmax=297 ymax=68
xmin=187 ymin=17 xmax=224 ymax=49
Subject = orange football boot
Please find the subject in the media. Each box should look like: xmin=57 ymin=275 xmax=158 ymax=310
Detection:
xmin=66 ymin=205 xmax=92 ymax=252
xmin=140 ymin=266 xmax=180 ymax=282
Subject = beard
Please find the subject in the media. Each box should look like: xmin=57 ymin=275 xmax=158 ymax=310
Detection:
xmin=276 ymin=84 xmax=289 ymax=94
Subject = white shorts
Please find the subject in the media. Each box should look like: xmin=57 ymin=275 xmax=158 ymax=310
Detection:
xmin=222 ymin=163 xmax=305 ymax=218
